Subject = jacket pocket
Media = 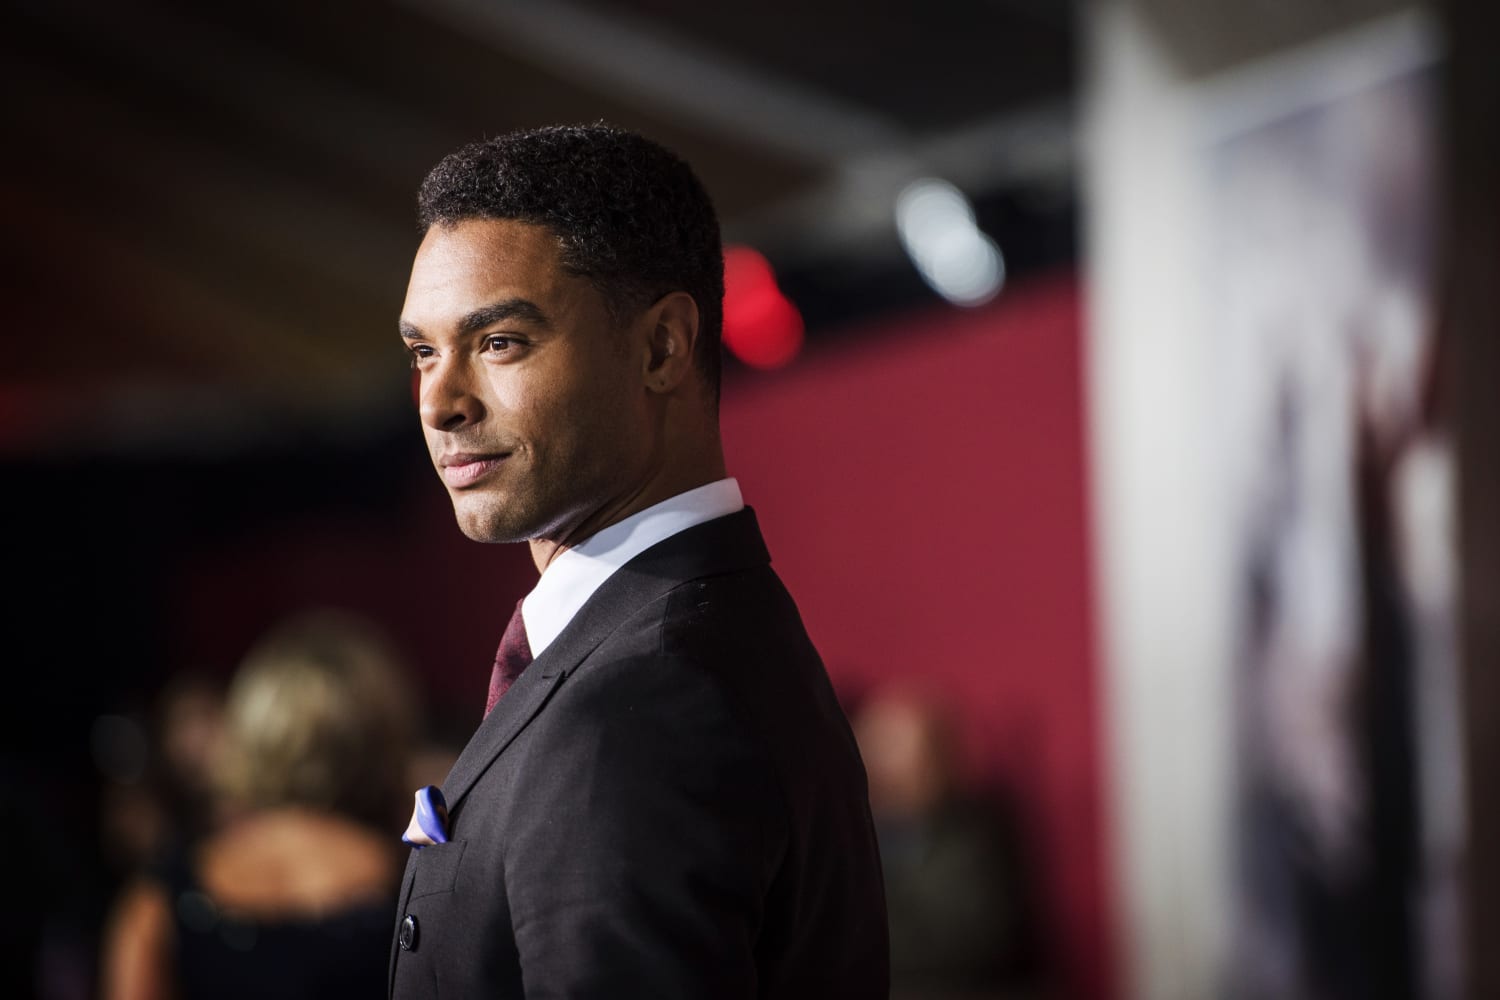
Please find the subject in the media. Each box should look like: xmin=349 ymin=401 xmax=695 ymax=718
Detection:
xmin=409 ymin=839 xmax=467 ymax=900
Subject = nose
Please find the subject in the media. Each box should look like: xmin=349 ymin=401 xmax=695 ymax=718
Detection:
xmin=418 ymin=356 xmax=484 ymax=432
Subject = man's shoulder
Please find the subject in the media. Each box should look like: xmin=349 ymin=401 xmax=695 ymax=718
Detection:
xmin=658 ymin=565 xmax=817 ymax=666
xmin=531 ymin=565 xmax=813 ymax=749
xmin=553 ymin=567 xmax=788 ymax=707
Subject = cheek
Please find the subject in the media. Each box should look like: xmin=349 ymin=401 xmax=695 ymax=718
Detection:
xmin=503 ymin=377 xmax=578 ymax=465
xmin=511 ymin=351 xmax=642 ymax=467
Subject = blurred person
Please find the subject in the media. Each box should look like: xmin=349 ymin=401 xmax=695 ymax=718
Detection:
xmin=102 ymin=610 xmax=416 ymax=1000
xmin=152 ymin=675 xmax=227 ymax=844
xmin=855 ymin=690 xmax=1042 ymax=999
xmin=389 ymin=123 xmax=887 ymax=998
xmin=98 ymin=677 xmax=227 ymax=880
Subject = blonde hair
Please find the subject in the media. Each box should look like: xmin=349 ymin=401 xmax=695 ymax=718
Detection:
xmin=217 ymin=610 xmax=417 ymax=829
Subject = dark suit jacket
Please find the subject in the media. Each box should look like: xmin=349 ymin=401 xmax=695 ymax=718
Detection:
xmin=389 ymin=509 xmax=889 ymax=999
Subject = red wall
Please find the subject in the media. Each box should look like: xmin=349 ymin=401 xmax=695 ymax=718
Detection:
xmin=721 ymin=273 xmax=1112 ymax=998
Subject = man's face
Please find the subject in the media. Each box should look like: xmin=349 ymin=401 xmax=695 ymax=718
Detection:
xmin=400 ymin=218 xmax=653 ymax=544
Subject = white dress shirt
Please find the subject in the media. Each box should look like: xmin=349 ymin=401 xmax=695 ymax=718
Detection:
xmin=520 ymin=478 xmax=745 ymax=657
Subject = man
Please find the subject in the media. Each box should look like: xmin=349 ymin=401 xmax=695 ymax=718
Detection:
xmin=389 ymin=124 xmax=889 ymax=998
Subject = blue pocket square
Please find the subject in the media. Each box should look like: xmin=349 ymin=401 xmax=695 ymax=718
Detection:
xmin=402 ymin=785 xmax=449 ymax=848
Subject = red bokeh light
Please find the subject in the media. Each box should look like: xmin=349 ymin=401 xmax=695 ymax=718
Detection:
xmin=722 ymin=245 xmax=803 ymax=370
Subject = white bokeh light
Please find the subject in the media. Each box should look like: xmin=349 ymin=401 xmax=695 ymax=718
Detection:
xmin=895 ymin=178 xmax=1005 ymax=306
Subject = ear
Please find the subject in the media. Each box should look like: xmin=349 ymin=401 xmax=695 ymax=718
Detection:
xmin=641 ymin=291 xmax=700 ymax=395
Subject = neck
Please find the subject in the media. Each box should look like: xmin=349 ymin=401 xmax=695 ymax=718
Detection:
xmin=528 ymin=449 xmax=727 ymax=575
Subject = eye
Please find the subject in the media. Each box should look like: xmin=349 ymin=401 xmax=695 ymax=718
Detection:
xmin=407 ymin=343 xmax=435 ymax=368
xmin=482 ymin=334 xmax=530 ymax=360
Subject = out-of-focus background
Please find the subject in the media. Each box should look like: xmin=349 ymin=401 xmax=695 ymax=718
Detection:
xmin=4 ymin=1 xmax=1495 ymax=998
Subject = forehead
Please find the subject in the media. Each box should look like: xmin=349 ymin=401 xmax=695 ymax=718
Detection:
xmin=402 ymin=218 xmax=574 ymax=321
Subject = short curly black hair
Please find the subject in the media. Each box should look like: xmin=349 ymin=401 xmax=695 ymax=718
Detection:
xmin=417 ymin=123 xmax=725 ymax=400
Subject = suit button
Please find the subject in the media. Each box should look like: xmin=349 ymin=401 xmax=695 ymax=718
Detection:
xmin=398 ymin=914 xmax=419 ymax=952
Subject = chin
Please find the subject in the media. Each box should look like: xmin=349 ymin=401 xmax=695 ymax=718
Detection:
xmin=450 ymin=493 xmax=533 ymax=545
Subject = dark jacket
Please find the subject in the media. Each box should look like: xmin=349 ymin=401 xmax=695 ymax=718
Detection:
xmin=389 ymin=509 xmax=889 ymax=998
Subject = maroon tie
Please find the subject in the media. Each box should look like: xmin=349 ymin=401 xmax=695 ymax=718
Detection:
xmin=485 ymin=600 xmax=533 ymax=718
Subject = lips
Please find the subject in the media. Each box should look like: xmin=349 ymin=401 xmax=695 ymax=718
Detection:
xmin=438 ymin=453 xmax=509 ymax=489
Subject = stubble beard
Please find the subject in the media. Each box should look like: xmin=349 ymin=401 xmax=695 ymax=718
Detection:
xmin=449 ymin=487 xmax=552 ymax=545
xmin=440 ymin=404 xmax=639 ymax=547
xmin=447 ymin=464 xmax=607 ymax=546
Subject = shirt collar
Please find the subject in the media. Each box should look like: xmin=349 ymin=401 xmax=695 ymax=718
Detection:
xmin=520 ymin=478 xmax=745 ymax=657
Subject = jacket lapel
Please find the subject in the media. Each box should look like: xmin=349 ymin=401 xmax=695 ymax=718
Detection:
xmin=438 ymin=508 xmax=772 ymax=812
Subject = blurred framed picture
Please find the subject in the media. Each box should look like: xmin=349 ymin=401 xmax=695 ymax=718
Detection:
xmin=1202 ymin=18 xmax=1459 ymax=1000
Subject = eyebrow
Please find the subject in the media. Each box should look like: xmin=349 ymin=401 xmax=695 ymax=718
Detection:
xmin=400 ymin=298 xmax=550 ymax=340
